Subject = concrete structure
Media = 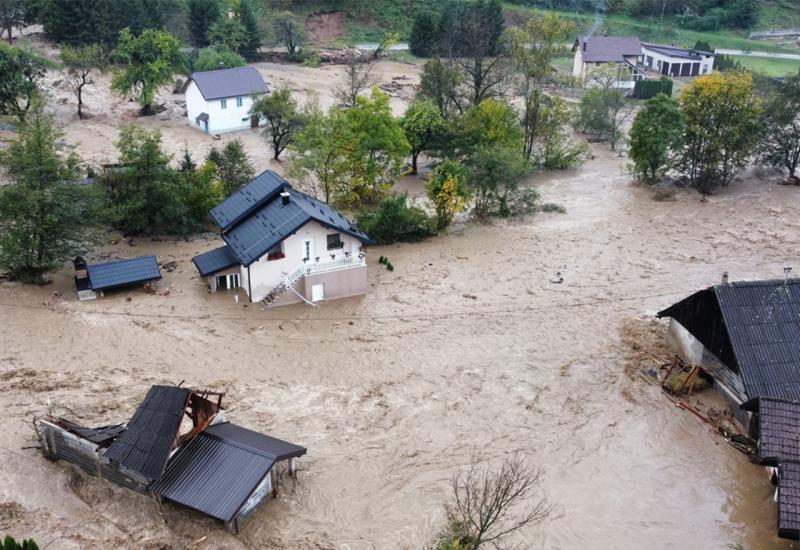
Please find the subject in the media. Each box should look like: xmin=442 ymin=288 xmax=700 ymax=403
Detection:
xmin=641 ymin=43 xmax=714 ymax=77
xmin=184 ymin=66 xmax=269 ymax=134
xmin=192 ymin=170 xmax=373 ymax=307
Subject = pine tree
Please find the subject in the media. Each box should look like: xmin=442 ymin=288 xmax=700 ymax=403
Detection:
xmin=238 ymin=0 xmax=261 ymax=61
xmin=409 ymin=12 xmax=439 ymax=58
xmin=188 ymin=0 xmax=219 ymax=48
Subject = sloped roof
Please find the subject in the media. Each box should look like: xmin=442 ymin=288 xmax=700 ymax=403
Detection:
xmin=151 ymin=422 xmax=306 ymax=522
xmin=104 ymin=386 xmax=190 ymax=481
xmin=87 ymin=256 xmax=161 ymax=291
xmin=659 ymin=279 xmax=800 ymax=402
xmin=642 ymin=42 xmax=713 ymax=60
xmin=192 ymin=245 xmax=239 ymax=278
xmin=206 ymin=170 xmax=373 ymax=268
xmin=778 ymin=460 xmax=800 ymax=540
xmin=575 ymin=36 xmax=642 ymax=62
xmin=189 ymin=66 xmax=269 ymax=101
xmin=753 ymin=398 xmax=800 ymax=465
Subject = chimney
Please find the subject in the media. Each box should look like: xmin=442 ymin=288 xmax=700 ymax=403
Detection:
xmin=280 ymin=191 xmax=290 ymax=206
xmin=721 ymin=271 xmax=729 ymax=285
xmin=218 ymin=62 xmax=225 ymax=70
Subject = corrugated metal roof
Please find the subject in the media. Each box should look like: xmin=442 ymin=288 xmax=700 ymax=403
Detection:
xmin=192 ymin=245 xmax=239 ymax=278
xmin=210 ymin=170 xmax=288 ymax=231
xmin=190 ymin=67 xmax=269 ymax=101
xmin=757 ymin=398 xmax=800 ymax=465
xmin=778 ymin=460 xmax=800 ymax=539
xmin=575 ymin=36 xmax=642 ymax=62
xmin=151 ymin=429 xmax=276 ymax=522
xmin=104 ymin=386 xmax=190 ymax=481
xmin=205 ymin=422 xmax=307 ymax=461
xmin=87 ymin=256 xmax=161 ymax=291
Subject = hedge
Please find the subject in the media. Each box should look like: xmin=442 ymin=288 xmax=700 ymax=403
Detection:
xmin=633 ymin=77 xmax=674 ymax=99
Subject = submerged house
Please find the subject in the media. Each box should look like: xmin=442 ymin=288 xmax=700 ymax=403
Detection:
xmin=73 ymin=255 xmax=162 ymax=301
xmin=659 ymin=277 xmax=800 ymax=540
xmin=192 ymin=170 xmax=373 ymax=306
xmin=35 ymin=385 xmax=305 ymax=533
xmin=184 ymin=66 xmax=269 ymax=134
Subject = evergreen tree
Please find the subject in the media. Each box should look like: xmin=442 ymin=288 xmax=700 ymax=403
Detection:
xmin=126 ymin=0 xmax=164 ymax=35
xmin=409 ymin=12 xmax=439 ymax=58
xmin=188 ymin=0 xmax=219 ymax=48
xmin=206 ymin=139 xmax=255 ymax=196
xmin=238 ymin=0 xmax=261 ymax=61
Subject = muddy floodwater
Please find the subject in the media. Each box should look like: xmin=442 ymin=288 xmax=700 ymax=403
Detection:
xmin=1 ymin=144 xmax=799 ymax=549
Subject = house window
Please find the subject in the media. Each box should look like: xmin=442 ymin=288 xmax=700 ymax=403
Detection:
xmin=220 ymin=98 xmax=227 ymax=109
xmin=327 ymin=233 xmax=344 ymax=250
xmin=236 ymin=96 xmax=243 ymax=107
xmin=216 ymin=273 xmax=240 ymax=290
xmin=266 ymin=243 xmax=285 ymax=261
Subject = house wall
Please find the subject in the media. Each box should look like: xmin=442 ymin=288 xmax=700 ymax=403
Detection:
xmin=572 ymin=47 xmax=585 ymax=78
xmin=185 ymin=81 xmax=265 ymax=134
xmin=641 ymin=47 xmax=714 ymax=76
xmin=303 ymin=264 xmax=368 ymax=302
xmin=206 ymin=265 xmax=241 ymax=292
xmin=243 ymin=220 xmax=365 ymax=303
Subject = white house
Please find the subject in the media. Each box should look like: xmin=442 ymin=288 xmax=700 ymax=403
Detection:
xmin=641 ymin=43 xmax=715 ymax=77
xmin=183 ymin=66 xmax=269 ymax=134
xmin=192 ymin=170 xmax=373 ymax=307
xmin=572 ymin=35 xmax=645 ymax=89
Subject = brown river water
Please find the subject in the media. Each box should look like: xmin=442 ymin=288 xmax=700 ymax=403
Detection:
xmin=1 ymin=145 xmax=799 ymax=549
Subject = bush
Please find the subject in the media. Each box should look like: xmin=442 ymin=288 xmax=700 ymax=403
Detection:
xmin=633 ymin=77 xmax=673 ymax=100
xmin=540 ymin=202 xmax=566 ymax=213
xmin=193 ymin=44 xmax=245 ymax=72
xmin=356 ymin=194 xmax=436 ymax=244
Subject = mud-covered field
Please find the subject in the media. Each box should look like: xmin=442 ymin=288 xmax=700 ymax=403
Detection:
xmin=2 ymin=33 xmax=800 ymax=550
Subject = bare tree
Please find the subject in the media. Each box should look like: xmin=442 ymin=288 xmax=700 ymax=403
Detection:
xmin=436 ymin=454 xmax=554 ymax=549
xmin=334 ymin=62 xmax=376 ymax=108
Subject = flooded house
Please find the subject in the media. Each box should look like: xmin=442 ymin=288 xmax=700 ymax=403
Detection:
xmin=73 ymin=255 xmax=162 ymax=300
xmin=35 ymin=385 xmax=306 ymax=533
xmin=658 ymin=277 xmax=800 ymax=540
xmin=192 ymin=170 xmax=373 ymax=306
xmin=183 ymin=66 xmax=269 ymax=134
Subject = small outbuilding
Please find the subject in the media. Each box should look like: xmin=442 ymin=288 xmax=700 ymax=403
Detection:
xmin=74 ymin=255 xmax=162 ymax=300
xmin=183 ymin=66 xmax=270 ymax=134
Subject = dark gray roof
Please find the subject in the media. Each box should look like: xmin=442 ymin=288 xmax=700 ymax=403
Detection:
xmin=778 ymin=460 xmax=800 ymax=539
xmin=210 ymin=170 xmax=288 ymax=232
xmin=206 ymin=170 xmax=372 ymax=267
xmin=755 ymin=398 xmax=800 ymax=465
xmin=192 ymin=245 xmax=239 ymax=278
xmin=104 ymin=386 xmax=190 ymax=481
xmin=642 ymin=43 xmax=713 ymax=60
xmin=151 ymin=422 xmax=305 ymax=522
xmin=87 ymin=256 xmax=161 ymax=291
xmin=659 ymin=279 xmax=800 ymax=402
xmin=189 ymin=67 xmax=269 ymax=101
xmin=575 ymin=36 xmax=642 ymax=62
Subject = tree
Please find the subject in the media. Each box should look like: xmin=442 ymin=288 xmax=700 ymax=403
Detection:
xmin=426 ymin=159 xmax=469 ymax=229
xmin=400 ymin=99 xmax=446 ymax=174
xmin=534 ymin=95 xmax=588 ymax=170
xmin=60 ymin=44 xmax=108 ymax=119
xmin=356 ymin=193 xmax=436 ymax=244
xmin=271 ymin=11 xmax=303 ymax=56
xmin=435 ymin=455 xmax=553 ymax=550
xmin=206 ymin=13 xmax=246 ymax=55
xmin=2 ymin=535 xmax=39 ymax=550
xmin=457 ymin=98 xmax=524 ymax=157
xmin=0 ymin=0 xmax=24 ymax=43
xmin=628 ymin=93 xmax=684 ymax=183
xmin=238 ymin=0 xmax=261 ymax=61
xmin=758 ymin=71 xmax=800 ymax=182
xmin=467 ymin=144 xmax=533 ymax=218
xmin=112 ymin=28 xmax=185 ymax=115
xmin=250 ymin=86 xmax=307 ymax=160
xmin=206 ymin=139 xmax=255 ymax=196
xmin=418 ymin=57 xmax=462 ymax=118
xmin=409 ymin=12 xmax=439 ymax=58
xmin=508 ymin=13 xmax=574 ymax=161
xmin=334 ymin=62 xmax=375 ymax=108
xmin=0 ymin=43 xmax=48 ymax=120
xmin=0 ymin=99 xmax=92 ymax=282
xmin=39 ymin=0 xmax=118 ymax=46
xmin=576 ymin=67 xmax=636 ymax=150
xmin=188 ymin=0 xmax=219 ymax=48
xmin=194 ymin=43 xmax=245 ymax=72
xmin=678 ymin=71 xmax=762 ymax=191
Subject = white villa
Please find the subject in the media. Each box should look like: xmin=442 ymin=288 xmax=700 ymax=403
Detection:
xmin=183 ymin=66 xmax=269 ymax=134
xmin=641 ymin=43 xmax=715 ymax=77
xmin=192 ymin=171 xmax=373 ymax=307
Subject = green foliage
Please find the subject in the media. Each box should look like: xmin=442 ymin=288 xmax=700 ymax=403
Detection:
xmin=632 ymin=77 xmax=673 ymax=99
xmin=59 ymin=44 xmax=108 ymax=118
xmin=207 ymin=13 xmax=246 ymax=55
xmin=111 ymin=28 xmax=185 ymax=114
xmin=678 ymin=71 xmax=762 ymax=190
xmin=206 ymin=139 xmax=255 ymax=196
xmin=400 ymin=98 xmax=446 ymax=173
xmin=758 ymin=70 xmax=800 ymax=178
xmin=2 ymin=535 xmax=39 ymax=550
xmin=38 ymin=0 xmax=164 ymax=46
xmin=466 ymin=144 xmax=535 ymax=217
xmin=426 ymin=159 xmax=469 ymax=229
xmin=272 ymin=11 xmax=304 ymax=57
xmin=0 ymin=43 xmax=48 ymax=120
xmin=417 ymin=57 xmax=462 ymax=119
xmin=250 ymin=86 xmax=307 ymax=160
xmin=238 ymin=0 xmax=262 ymax=61
xmin=576 ymin=70 xmax=636 ymax=150
xmin=188 ymin=0 xmax=219 ymax=48
xmin=628 ymin=93 xmax=685 ymax=183
xmin=409 ymin=12 xmax=439 ymax=58
xmin=531 ymin=94 xmax=587 ymax=169
xmin=0 ymin=100 xmax=94 ymax=282
xmin=193 ymin=44 xmax=246 ymax=72
xmin=456 ymin=98 xmax=524 ymax=156
xmin=356 ymin=193 xmax=436 ymax=244
xmin=0 ymin=0 xmax=26 ymax=43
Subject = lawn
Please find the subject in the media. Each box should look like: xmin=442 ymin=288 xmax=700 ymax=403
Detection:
xmin=729 ymin=55 xmax=800 ymax=77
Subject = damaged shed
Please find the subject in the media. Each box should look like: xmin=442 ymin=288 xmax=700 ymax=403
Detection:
xmin=35 ymin=385 xmax=305 ymax=533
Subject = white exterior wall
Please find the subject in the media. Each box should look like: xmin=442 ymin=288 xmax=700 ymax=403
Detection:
xmin=572 ymin=48 xmax=585 ymax=78
xmin=242 ymin=221 xmax=365 ymax=303
xmin=641 ymin=47 xmax=714 ymax=76
xmin=185 ymin=80 xmax=264 ymax=134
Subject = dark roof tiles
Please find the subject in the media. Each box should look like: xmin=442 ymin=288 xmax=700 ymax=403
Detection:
xmin=190 ymin=67 xmax=269 ymax=101
xmin=779 ymin=460 xmax=800 ymax=539
xmin=87 ymin=256 xmax=161 ymax=291
xmin=757 ymin=398 xmax=800 ymax=465
xmin=209 ymin=170 xmax=287 ymax=231
xmin=192 ymin=245 xmax=239 ymax=278
xmin=576 ymin=36 xmax=642 ymax=62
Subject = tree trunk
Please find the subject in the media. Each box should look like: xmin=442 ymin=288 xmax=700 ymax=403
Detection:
xmin=411 ymin=152 xmax=418 ymax=174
